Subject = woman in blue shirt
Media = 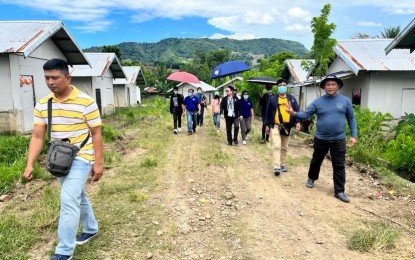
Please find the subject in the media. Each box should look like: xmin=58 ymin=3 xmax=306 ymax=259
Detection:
xmin=239 ymin=90 xmax=254 ymax=145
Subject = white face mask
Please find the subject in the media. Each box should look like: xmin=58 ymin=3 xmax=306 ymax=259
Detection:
xmin=173 ymin=90 xmax=178 ymax=94
xmin=198 ymin=90 xmax=202 ymax=93
xmin=188 ymin=92 xmax=193 ymax=97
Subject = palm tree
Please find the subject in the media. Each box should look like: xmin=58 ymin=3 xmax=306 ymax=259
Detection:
xmin=378 ymin=26 xmax=401 ymax=38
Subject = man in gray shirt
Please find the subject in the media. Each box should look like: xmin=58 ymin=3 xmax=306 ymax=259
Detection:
xmin=287 ymin=74 xmax=357 ymax=203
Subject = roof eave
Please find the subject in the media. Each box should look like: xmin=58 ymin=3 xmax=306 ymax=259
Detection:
xmin=385 ymin=18 xmax=415 ymax=55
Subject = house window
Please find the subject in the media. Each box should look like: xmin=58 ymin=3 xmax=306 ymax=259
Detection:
xmin=352 ymin=88 xmax=361 ymax=106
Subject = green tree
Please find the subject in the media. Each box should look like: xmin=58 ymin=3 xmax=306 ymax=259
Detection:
xmin=102 ymin=45 xmax=122 ymax=60
xmin=302 ymin=3 xmax=336 ymax=97
xmin=153 ymin=63 xmax=173 ymax=96
xmin=378 ymin=26 xmax=401 ymax=38
xmin=350 ymin=32 xmax=375 ymax=39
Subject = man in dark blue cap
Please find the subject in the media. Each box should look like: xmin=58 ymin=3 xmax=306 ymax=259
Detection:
xmin=286 ymin=74 xmax=357 ymax=203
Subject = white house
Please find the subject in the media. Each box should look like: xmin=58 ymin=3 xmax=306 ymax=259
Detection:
xmin=0 ymin=21 xmax=89 ymax=133
xmin=215 ymin=76 xmax=243 ymax=97
xmin=70 ymin=53 xmax=126 ymax=115
xmin=113 ymin=66 xmax=146 ymax=107
xmin=284 ymin=59 xmax=315 ymax=110
xmin=296 ymin=40 xmax=415 ymax=118
xmin=385 ymin=17 xmax=415 ymax=55
xmin=174 ymin=81 xmax=217 ymax=104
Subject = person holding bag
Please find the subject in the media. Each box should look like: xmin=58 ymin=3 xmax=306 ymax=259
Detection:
xmin=23 ymin=59 xmax=103 ymax=260
xmin=265 ymin=78 xmax=300 ymax=176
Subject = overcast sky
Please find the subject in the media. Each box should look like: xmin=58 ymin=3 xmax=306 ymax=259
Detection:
xmin=0 ymin=0 xmax=414 ymax=50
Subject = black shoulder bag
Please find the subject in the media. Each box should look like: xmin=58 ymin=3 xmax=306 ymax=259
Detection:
xmin=46 ymin=98 xmax=90 ymax=177
xmin=276 ymin=98 xmax=292 ymax=136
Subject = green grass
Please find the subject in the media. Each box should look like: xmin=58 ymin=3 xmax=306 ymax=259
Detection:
xmin=347 ymin=222 xmax=400 ymax=252
xmin=285 ymin=155 xmax=310 ymax=167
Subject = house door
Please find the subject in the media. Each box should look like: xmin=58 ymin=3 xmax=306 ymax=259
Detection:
xmin=20 ymin=75 xmax=35 ymax=132
xmin=126 ymin=87 xmax=130 ymax=106
xmin=401 ymin=89 xmax=415 ymax=117
xmin=95 ymin=89 xmax=102 ymax=114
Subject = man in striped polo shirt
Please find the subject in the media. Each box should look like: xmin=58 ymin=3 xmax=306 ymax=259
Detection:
xmin=23 ymin=59 xmax=104 ymax=260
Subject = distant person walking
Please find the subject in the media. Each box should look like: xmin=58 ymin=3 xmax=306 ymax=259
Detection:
xmin=169 ymin=86 xmax=184 ymax=134
xmin=211 ymin=90 xmax=221 ymax=131
xmin=195 ymin=87 xmax=207 ymax=126
xmin=265 ymin=79 xmax=300 ymax=176
xmin=286 ymin=74 xmax=357 ymax=203
xmin=239 ymin=90 xmax=254 ymax=145
xmin=220 ymin=86 xmax=240 ymax=145
xmin=182 ymin=88 xmax=201 ymax=135
xmin=260 ymin=84 xmax=273 ymax=143
xmin=23 ymin=59 xmax=103 ymax=260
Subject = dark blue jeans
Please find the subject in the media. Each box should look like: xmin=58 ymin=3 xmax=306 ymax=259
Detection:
xmin=308 ymin=138 xmax=346 ymax=194
xmin=197 ymin=105 xmax=205 ymax=126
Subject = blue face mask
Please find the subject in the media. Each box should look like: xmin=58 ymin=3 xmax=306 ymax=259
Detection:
xmin=188 ymin=92 xmax=193 ymax=97
xmin=243 ymin=95 xmax=249 ymax=100
xmin=278 ymin=86 xmax=287 ymax=94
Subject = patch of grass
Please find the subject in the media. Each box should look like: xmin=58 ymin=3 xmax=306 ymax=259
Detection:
xmin=347 ymin=222 xmax=400 ymax=252
xmin=104 ymin=149 xmax=121 ymax=166
xmin=101 ymin=124 xmax=119 ymax=142
xmin=285 ymin=155 xmax=310 ymax=167
xmin=140 ymin=156 xmax=158 ymax=168
xmin=128 ymin=191 xmax=149 ymax=203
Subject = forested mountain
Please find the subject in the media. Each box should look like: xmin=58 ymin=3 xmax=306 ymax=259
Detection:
xmin=84 ymin=38 xmax=309 ymax=67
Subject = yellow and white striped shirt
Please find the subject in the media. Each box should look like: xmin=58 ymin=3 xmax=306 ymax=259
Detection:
xmin=34 ymin=86 xmax=101 ymax=163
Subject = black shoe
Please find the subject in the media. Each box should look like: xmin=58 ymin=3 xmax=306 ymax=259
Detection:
xmin=193 ymin=128 xmax=196 ymax=133
xmin=227 ymin=142 xmax=232 ymax=146
xmin=306 ymin=178 xmax=314 ymax=188
xmin=260 ymin=139 xmax=266 ymax=144
xmin=274 ymin=168 xmax=281 ymax=176
xmin=234 ymin=140 xmax=238 ymax=145
xmin=76 ymin=232 xmax=98 ymax=245
xmin=188 ymin=131 xmax=192 ymax=135
xmin=335 ymin=193 xmax=350 ymax=203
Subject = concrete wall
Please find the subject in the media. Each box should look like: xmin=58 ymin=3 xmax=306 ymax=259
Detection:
xmin=71 ymin=77 xmax=93 ymax=97
xmin=113 ymin=84 xmax=127 ymax=107
xmin=0 ymin=39 xmax=66 ymax=132
xmin=93 ymin=69 xmax=115 ymax=115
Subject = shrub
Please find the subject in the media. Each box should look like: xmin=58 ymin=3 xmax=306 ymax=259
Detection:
xmin=396 ymin=113 xmax=415 ymax=136
xmin=385 ymin=125 xmax=415 ymax=172
xmin=101 ymin=124 xmax=119 ymax=142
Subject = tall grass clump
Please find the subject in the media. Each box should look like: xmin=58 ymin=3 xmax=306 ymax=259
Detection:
xmin=347 ymin=222 xmax=400 ymax=252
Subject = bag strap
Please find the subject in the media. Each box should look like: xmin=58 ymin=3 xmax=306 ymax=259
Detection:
xmin=276 ymin=97 xmax=284 ymax=125
xmin=47 ymin=97 xmax=90 ymax=148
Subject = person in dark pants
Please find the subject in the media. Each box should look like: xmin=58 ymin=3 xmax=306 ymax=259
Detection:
xmin=195 ymin=87 xmax=207 ymax=126
xmin=169 ymin=86 xmax=184 ymax=134
xmin=260 ymin=84 xmax=274 ymax=143
xmin=220 ymin=86 xmax=240 ymax=145
xmin=182 ymin=89 xmax=201 ymax=135
xmin=286 ymin=74 xmax=357 ymax=203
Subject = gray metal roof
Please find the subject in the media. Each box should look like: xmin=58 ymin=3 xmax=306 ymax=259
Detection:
xmin=113 ymin=66 xmax=146 ymax=85
xmin=70 ymin=53 xmax=126 ymax=78
xmin=385 ymin=18 xmax=415 ymax=54
xmin=285 ymin=59 xmax=314 ymax=82
xmin=0 ymin=20 xmax=89 ymax=65
xmin=215 ymin=76 xmax=243 ymax=89
xmin=295 ymin=71 xmax=355 ymax=87
xmin=335 ymin=39 xmax=415 ymax=75
xmin=176 ymin=81 xmax=216 ymax=92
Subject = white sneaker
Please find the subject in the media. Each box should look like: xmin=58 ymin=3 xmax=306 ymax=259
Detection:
xmin=178 ymin=128 xmax=182 ymax=132
xmin=173 ymin=129 xmax=178 ymax=134
xmin=242 ymin=140 xmax=247 ymax=145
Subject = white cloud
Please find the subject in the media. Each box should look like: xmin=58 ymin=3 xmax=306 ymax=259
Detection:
xmin=390 ymin=8 xmax=415 ymax=15
xmin=242 ymin=11 xmax=274 ymax=25
xmin=208 ymin=33 xmax=257 ymax=40
xmin=284 ymin=24 xmax=311 ymax=35
xmin=287 ymin=7 xmax=312 ymax=22
xmin=357 ymin=21 xmax=382 ymax=27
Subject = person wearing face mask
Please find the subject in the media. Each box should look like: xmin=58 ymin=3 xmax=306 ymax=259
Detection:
xmin=211 ymin=91 xmax=221 ymax=131
xmin=220 ymin=86 xmax=241 ymax=145
xmin=286 ymin=74 xmax=357 ymax=203
xmin=195 ymin=87 xmax=207 ymax=127
xmin=182 ymin=88 xmax=201 ymax=135
xmin=169 ymin=86 xmax=184 ymax=134
xmin=265 ymin=78 xmax=300 ymax=176
xmin=239 ymin=90 xmax=254 ymax=145
xmin=259 ymin=84 xmax=274 ymax=143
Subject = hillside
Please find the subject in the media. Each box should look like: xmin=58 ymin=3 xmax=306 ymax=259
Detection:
xmin=84 ymin=37 xmax=309 ymax=66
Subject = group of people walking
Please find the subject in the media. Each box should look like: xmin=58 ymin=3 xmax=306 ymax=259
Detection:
xmin=21 ymin=58 xmax=358 ymax=260
xmin=169 ymin=75 xmax=357 ymax=204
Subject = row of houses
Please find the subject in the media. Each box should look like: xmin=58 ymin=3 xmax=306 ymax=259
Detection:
xmin=285 ymin=18 xmax=415 ymax=119
xmin=0 ymin=21 xmax=146 ymax=133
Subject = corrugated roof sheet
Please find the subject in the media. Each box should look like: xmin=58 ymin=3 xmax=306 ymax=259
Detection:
xmin=285 ymin=59 xmax=314 ymax=82
xmin=0 ymin=20 xmax=88 ymax=65
xmin=113 ymin=66 xmax=146 ymax=85
xmin=335 ymin=39 xmax=415 ymax=75
xmin=385 ymin=18 xmax=415 ymax=54
xmin=215 ymin=76 xmax=243 ymax=89
xmin=176 ymin=81 xmax=216 ymax=92
xmin=70 ymin=53 xmax=126 ymax=78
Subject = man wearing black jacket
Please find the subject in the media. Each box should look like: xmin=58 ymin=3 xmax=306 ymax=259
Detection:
xmin=169 ymin=86 xmax=184 ymax=134
xmin=220 ymin=86 xmax=240 ymax=145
